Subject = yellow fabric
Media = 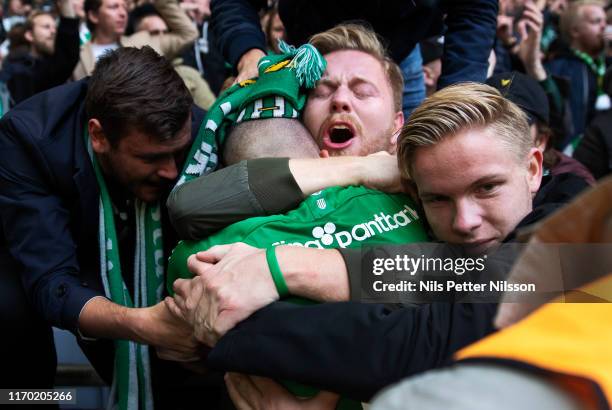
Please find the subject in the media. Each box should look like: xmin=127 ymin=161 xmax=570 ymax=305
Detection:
xmin=457 ymin=275 xmax=612 ymax=405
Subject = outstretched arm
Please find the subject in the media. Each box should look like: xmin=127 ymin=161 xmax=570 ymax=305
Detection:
xmin=167 ymin=153 xmax=402 ymax=239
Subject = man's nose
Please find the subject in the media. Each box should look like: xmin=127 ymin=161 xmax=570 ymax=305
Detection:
xmin=157 ymin=157 xmax=179 ymax=181
xmin=452 ymin=199 xmax=483 ymax=235
xmin=330 ymin=87 xmax=352 ymax=113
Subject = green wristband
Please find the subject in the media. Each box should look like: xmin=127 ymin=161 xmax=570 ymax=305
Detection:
xmin=266 ymin=247 xmax=290 ymax=298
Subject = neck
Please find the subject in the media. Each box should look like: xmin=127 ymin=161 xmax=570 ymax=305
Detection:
xmin=572 ymin=43 xmax=601 ymax=59
xmin=29 ymin=45 xmax=40 ymax=59
xmin=93 ymin=29 xmax=119 ymax=45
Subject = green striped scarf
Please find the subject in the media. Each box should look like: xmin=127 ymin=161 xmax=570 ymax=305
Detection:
xmin=192 ymin=41 xmax=326 ymax=150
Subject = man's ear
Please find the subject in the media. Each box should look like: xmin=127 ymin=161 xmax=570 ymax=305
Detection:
xmin=526 ymin=147 xmax=544 ymax=195
xmin=388 ymin=110 xmax=405 ymax=154
xmin=87 ymin=10 xmax=99 ymax=26
xmin=422 ymin=66 xmax=435 ymax=88
xmin=24 ymin=30 xmax=33 ymax=43
xmin=88 ymin=119 xmax=111 ymax=154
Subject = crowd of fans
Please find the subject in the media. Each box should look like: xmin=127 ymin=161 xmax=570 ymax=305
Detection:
xmin=0 ymin=0 xmax=610 ymax=409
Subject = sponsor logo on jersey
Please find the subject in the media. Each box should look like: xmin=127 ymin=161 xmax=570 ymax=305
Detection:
xmin=271 ymin=205 xmax=419 ymax=248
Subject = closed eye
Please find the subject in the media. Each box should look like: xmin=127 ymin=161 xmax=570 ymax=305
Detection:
xmin=475 ymin=183 xmax=500 ymax=196
xmin=421 ymin=195 xmax=449 ymax=204
xmin=351 ymin=82 xmax=377 ymax=98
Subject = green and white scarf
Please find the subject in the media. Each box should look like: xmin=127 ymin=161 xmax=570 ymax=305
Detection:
xmin=571 ymin=48 xmax=610 ymax=111
xmin=189 ymin=41 xmax=326 ymax=150
xmin=84 ymin=116 xmax=218 ymax=410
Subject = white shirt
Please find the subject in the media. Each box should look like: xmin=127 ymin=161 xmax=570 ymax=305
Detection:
xmin=91 ymin=42 xmax=120 ymax=62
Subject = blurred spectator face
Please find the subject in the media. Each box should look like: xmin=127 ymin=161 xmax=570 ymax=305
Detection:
xmin=89 ymin=0 xmax=128 ymax=39
xmin=261 ymin=8 xmax=285 ymax=53
xmin=26 ymin=14 xmax=56 ymax=55
xmin=72 ymin=0 xmax=85 ymax=19
xmin=182 ymin=0 xmax=210 ymax=23
xmin=136 ymin=15 xmax=168 ymax=35
xmin=572 ymin=4 xmax=606 ymax=55
xmin=303 ymin=50 xmax=403 ymax=156
xmin=411 ymin=128 xmax=542 ymax=254
xmin=268 ymin=12 xmax=284 ymax=44
xmin=8 ymin=0 xmax=30 ymax=16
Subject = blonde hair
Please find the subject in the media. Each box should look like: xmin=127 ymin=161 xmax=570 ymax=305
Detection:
xmin=397 ymin=82 xmax=531 ymax=179
xmin=309 ymin=23 xmax=404 ymax=112
xmin=560 ymin=0 xmax=605 ymax=44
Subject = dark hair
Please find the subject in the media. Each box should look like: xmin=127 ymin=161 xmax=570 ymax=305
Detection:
xmin=7 ymin=23 xmax=29 ymax=56
xmin=84 ymin=0 xmax=102 ymax=33
xmin=127 ymin=3 xmax=159 ymax=35
xmin=85 ymin=46 xmax=193 ymax=145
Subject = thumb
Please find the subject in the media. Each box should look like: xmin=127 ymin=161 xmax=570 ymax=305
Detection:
xmin=196 ymin=244 xmax=233 ymax=263
xmin=312 ymin=391 xmax=340 ymax=408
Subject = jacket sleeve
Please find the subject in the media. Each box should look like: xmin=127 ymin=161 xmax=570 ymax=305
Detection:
xmin=574 ymin=118 xmax=610 ymax=180
xmin=207 ymin=301 xmax=498 ymax=401
xmin=438 ymin=0 xmax=498 ymax=88
xmin=155 ymin=0 xmax=199 ymax=59
xmin=34 ymin=17 xmax=81 ymax=93
xmin=167 ymin=157 xmax=303 ymax=239
xmin=210 ymin=0 xmax=267 ymax=69
xmin=0 ymin=115 xmax=102 ymax=331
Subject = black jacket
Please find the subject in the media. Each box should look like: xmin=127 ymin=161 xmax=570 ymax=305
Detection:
xmin=0 ymin=17 xmax=80 ymax=105
xmin=574 ymin=109 xmax=612 ymax=180
xmin=206 ymin=174 xmax=589 ymax=402
xmin=0 ymin=80 xmax=208 ymax=389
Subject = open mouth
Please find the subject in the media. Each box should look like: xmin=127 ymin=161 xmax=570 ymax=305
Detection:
xmin=323 ymin=123 xmax=356 ymax=149
xmin=330 ymin=125 xmax=354 ymax=143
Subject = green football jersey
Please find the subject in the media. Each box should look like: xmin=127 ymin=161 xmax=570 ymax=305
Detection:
xmin=166 ymin=185 xmax=428 ymax=410
xmin=168 ymin=185 xmax=428 ymax=288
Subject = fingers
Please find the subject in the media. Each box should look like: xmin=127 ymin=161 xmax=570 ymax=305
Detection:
xmin=164 ymin=296 xmax=184 ymax=321
xmin=516 ymin=19 xmax=529 ymax=43
xmin=172 ymin=278 xmax=191 ymax=312
xmin=249 ymin=375 xmax=286 ymax=396
xmin=193 ymin=293 xmax=219 ymax=347
xmin=184 ymin=277 xmax=204 ymax=312
xmin=234 ymin=69 xmax=259 ymax=86
xmin=521 ymin=6 xmax=543 ymax=28
xmin=225 ymin=373 xmax=259 ymax=410
xmin=195 ymin=244 xmax=233 ymax=263
xmin=156 ymin=346 xmax=201 ymax=363
xmin=304 ymin=391 xmax=340 ymax=410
